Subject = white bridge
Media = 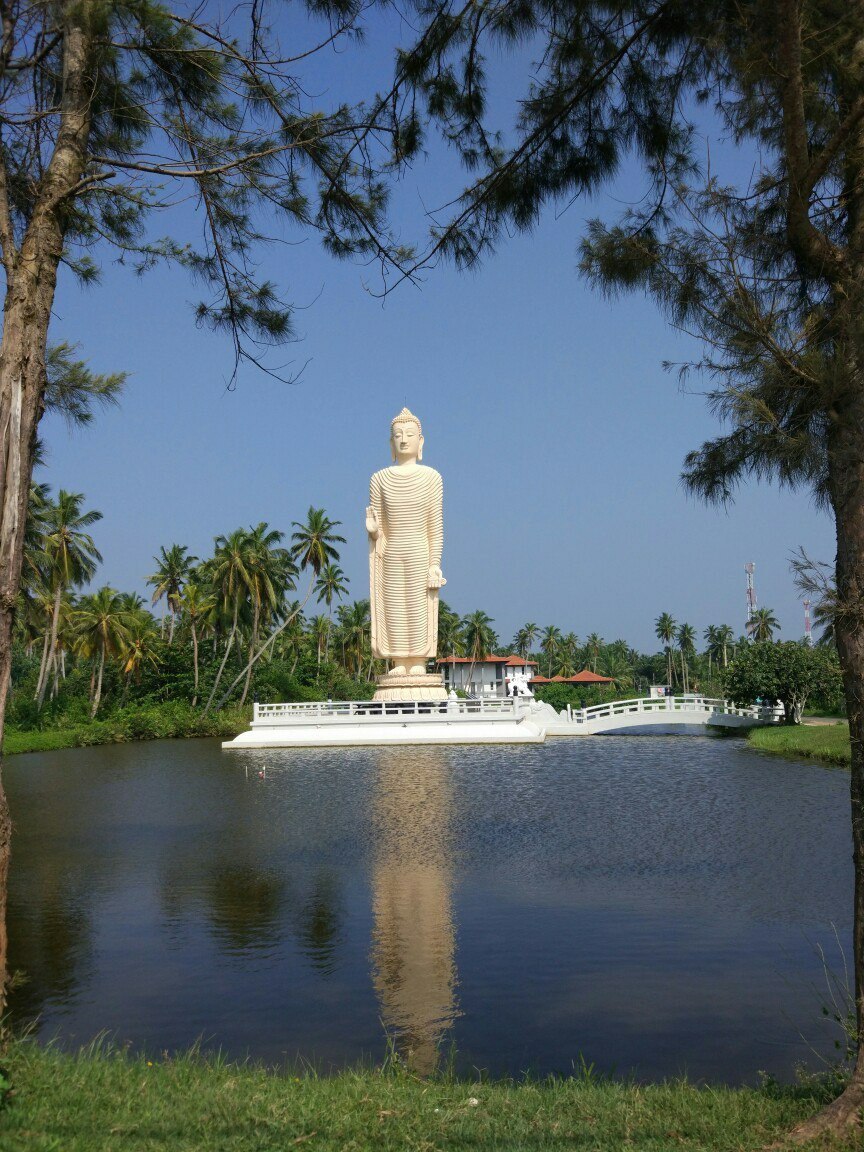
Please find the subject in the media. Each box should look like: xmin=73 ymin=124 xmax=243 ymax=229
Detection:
xmin=542 ymin=694 xmax=784 ymax=737
xmin=223 ymin=695 xmax=783 ymax=748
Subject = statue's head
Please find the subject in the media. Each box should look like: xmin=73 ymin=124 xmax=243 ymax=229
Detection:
xmin=390 ymin=407 xmax=424 ymax=462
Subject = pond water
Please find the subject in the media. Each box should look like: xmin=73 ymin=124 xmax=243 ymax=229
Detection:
xmin=4 ymin=735 xmax=852 ymax=1083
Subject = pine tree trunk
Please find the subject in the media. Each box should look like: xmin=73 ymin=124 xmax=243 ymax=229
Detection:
xmin=791 ymin=380 xmax=864 ymax=1138
xmin=0 ymin=11 xmax=95 ymax=1012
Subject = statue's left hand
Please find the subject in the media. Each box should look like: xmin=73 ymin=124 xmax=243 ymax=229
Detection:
xmin=428 ymin=566 xmax=446 ymax=589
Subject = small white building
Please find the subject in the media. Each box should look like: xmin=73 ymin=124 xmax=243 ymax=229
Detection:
xmin=437 ymin=655 xmax=538 ymax=698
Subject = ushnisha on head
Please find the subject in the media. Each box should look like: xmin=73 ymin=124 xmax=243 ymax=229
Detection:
xmin=390 ymin=407 xmax=424 ymax=463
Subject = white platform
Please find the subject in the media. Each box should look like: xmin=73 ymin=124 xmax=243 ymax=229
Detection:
xmin=221 ymin=695 xmax=783 ymax=749
xmin=222 ymin=698 xmax=547 ymax=747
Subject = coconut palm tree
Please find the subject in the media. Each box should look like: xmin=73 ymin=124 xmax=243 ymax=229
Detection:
xmin=314 ymin=562 xmax=349 ymax=660
xmin=213 ymin=509 xmax=344 ymax=710
xmin=180 ymin=581 xmax=216 ymax=706
xmin=340 ymin=599 xmax=372 ymax=678
xmin=121 ymin=613 xmax=161 ymax=689
xmin=513 ymin=621 xmax=540 ymax=660
xmin=751 ymin=606 xmax=780 ymax=642
xmin=438 ymin=601 xmax=465 ymax=659
xmin=204 ymin=528 xmax=256 ymax=709
xmin=676 ymin=623 xmax=697 ymax=693
xmin=291 ymin=507 xmax=345 ymax=579
xmin=308 ymin=614 xmax=331 ymax=669
xmin=557 ymin=632 xmax=580 ymax=677
xmin=540 ymin=625 xmax=561 ymax=678
xmin=147 ymin=544 xmax=197 ymax=643
xmin=655 ymin=613 xmax=677 ymax=688
xmin=585 ymin=632 xmax=603 ymax=673
xmin=237 ymin=523 xmax=294 ymax=705
xmin=21 ymin=482 xmax=51 ymax=600
xmin=462 ymin=610 xmax=497 ymax=694
xmin=37 ymin=491 xmax=103 ymax=708
xmin=715 ymin=624 xmax=735 ymax=668
xmin=600 ymin=651 xmax=634 ymax=693
xmin=703 ymin=624 xmax=720 ymax=678
xmin=72 ymin=587 xmax=132 ymax=717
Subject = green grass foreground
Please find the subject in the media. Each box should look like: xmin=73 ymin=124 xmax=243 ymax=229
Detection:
xmin=748 ymin=723 xmax=852 ymax=767
xmin=0 ymin=1040 xmax=857 ymax=1152
xmin=1 ymin=701 xmax=251 ymax=756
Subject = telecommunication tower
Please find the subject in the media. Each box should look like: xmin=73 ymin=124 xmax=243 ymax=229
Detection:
xmin=804 ymin=599 xmax=812 ymax=644
xmin=745 ymin=562 xmax=757 ymax=636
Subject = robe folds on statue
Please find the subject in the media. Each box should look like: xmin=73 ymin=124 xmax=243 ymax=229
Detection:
xmin=369 ymin=465 xmax=443 ymax=660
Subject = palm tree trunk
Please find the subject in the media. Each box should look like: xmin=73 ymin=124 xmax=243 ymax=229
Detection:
xmin=168 ymin=609 xmax=176 ymax=646
xmin=206 ymin=601 xmax=240 ymax=710
xmin=210 ymin=573 xmax=317 ymax=713
xmin=191 ymin=621 xmax=200 ymax=707
xmin=240 ymin=604 xmax=260 ymax=706
xmin=51 ymin=645 xmax=61 ymax=698
xmin=37 ymin=584 xmax=63 ymax=708
xmin=90 ymin=648 xmax=105 ymax=719
xmin=34 ymin=627 xmax=51 ymax=701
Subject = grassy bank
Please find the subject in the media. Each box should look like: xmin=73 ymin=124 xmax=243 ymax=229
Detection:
xmin=0 ymin=1039 xmax=856 ymax=1152
xmin=2 ymin=700 xmax=251 ymax=756
xmin=748 ymin=722 xmax=852 ymax=767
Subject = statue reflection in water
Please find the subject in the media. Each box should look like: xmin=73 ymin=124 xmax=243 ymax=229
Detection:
xmin=370 ymin=749 xmax=459 ymax=1074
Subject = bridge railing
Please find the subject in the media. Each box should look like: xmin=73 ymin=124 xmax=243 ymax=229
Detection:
xmin=250 ymin=694 xmax=783 ymax=729
xmin=252 ymin=697 xmax=520 ymax=725
xmin=568 ymin=695 xmax=782 ymax=725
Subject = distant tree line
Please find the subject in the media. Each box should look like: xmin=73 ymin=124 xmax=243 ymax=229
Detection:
xmin=8 ymin=484 xmax=843 ymax=729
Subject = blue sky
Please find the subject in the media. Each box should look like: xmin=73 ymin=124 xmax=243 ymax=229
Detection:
xmin=36 ymin=10 xmax=835 ymax=654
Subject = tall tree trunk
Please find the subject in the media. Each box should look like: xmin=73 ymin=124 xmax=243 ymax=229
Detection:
xmin=90 ymin=648 xmax=105 ymax=719
xmin=0 ymin=11 xmax=95 ymax=1012
xmin=37 ymin=584 xmax=63 ymax=708
xmin=212 ymin=576 xmax=317 ymax=713
xmin=791 ymin=389 xmax=864 ymax=1136
xmin=240 ymin=604 xmax=259 ymax=707
xmin=34 ymin=625 xmax=51 ymax=701
xmin=191 ymin=621 xmax=199 ymax=707
xmin=206 ymin=602 xmax=239 ymax=711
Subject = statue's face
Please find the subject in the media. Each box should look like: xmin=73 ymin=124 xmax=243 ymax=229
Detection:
xmin=391 ymin=421 xmax=423 ymax=461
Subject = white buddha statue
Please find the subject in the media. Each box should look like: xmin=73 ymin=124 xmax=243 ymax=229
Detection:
xmin=367 ymin=408 xmax=447 ymax=699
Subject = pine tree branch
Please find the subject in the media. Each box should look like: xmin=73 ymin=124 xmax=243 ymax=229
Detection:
xmin=775 ymin=0 xmax=845 ymax=281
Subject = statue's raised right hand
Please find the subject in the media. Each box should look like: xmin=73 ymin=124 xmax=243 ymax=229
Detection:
xmin=365 ymin=505 xmax=379 ymax=537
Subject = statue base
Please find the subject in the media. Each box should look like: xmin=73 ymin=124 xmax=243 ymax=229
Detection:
xmin=373 ymin=671 xmax=448 ymax=702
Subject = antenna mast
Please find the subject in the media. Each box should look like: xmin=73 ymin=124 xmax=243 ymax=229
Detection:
xmin=803 ymin=599 xmax=812 ymax=645
xmin=745 ymin=562 xmax=757 ymax=637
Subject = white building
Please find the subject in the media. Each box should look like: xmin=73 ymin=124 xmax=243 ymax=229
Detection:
xmin=437 ymin=655 xmax=538 ymax=698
